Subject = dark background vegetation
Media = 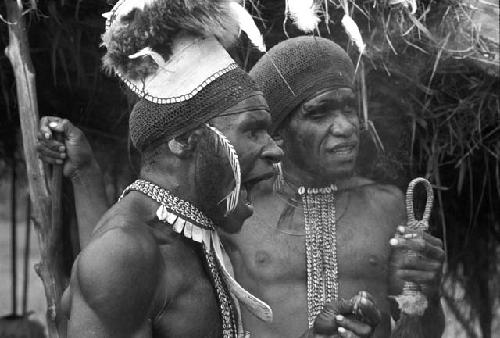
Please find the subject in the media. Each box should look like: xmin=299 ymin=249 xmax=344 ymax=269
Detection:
xmin=0 ymin=0 xmax=498 ymax=337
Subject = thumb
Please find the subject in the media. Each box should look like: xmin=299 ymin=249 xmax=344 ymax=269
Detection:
xmin=48 ymin=119 xmax=79 ymax=141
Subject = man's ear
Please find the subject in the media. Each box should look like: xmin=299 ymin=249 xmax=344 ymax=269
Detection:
xmin=168 ymin=128 xmax=204 ymax=158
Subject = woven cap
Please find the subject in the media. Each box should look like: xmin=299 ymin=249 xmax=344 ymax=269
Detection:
xmin=130 ymin=67 xmax=260 ymax=152
xmin=250 ymin=36 xmax=355 ymax=132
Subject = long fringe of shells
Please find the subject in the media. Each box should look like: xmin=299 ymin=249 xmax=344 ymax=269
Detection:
xmin=299 ymin=184 xmax=339 ymax=327
xmin=206 ymin=124 xmax=241 ymax=215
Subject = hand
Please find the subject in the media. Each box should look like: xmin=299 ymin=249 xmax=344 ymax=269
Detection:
xmin=389 ymin=226 xmax=445 ymax=300
xmin=36 ymin=116 xmax=95 ymax=179
xmin=312 ymin=291 xmax=381 ymax=337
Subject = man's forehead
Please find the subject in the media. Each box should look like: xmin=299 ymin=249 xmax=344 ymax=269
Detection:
xmin=223 ymin=92 xmax=269 ymax=115
xmin=305 ymin=88 xmax=355 ymax=105
xmin=212 ymin=92 xmax=271 ymax=128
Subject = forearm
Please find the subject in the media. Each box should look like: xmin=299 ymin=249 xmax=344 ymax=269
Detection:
xmin=70 ymin=160 xmax=110 ymax=248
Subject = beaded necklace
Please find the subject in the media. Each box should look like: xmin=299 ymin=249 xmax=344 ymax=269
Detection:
xmin=297 ymin=184 xmax=339 ymax=328
xmin=120 ymin=179 xmax=238 ymax=337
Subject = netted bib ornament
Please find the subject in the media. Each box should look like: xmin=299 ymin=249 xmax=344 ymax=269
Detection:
xmin=298 ymin=184 xmax=339 ymax=327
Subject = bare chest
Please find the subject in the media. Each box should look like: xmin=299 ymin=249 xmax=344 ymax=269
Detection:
xmin=226 ymin=192 xmax=394 ymax=287
xmin=152 ymin=241 xmax=224 ymax=338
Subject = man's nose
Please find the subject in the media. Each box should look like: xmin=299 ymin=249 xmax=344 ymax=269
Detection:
xmin=329 ymin=113 xmax=355 ymax=137
xmin=262 ymin=137 xmax=284 ymax=163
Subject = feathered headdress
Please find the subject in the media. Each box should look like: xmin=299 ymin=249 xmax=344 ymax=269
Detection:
xmin=101 ymin=0 xmax=265 ymax=82
xmin=103 ymin=0 xmax=273 ymax=327
xmin=101 ymin=0 xmax=266 ymax=215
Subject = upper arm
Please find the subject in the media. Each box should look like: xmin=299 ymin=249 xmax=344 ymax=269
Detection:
xmin=67 ymin=225 xmax=163 ymax=337
xmin=363 ymin=183 xmax=405 ymax=231
xmin=378 ymin=184 xmax=405 ymax=228
xmin=373 ymin=185 xmax=410 ymax=305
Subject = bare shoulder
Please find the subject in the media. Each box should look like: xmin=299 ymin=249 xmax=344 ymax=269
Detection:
xmin=348 ymin=177 xmax=406 ymax=227
xmin=75 ymin=216 xmax=162 ymax=323
xmin=348 ymin=176 xmax=403 ymax=203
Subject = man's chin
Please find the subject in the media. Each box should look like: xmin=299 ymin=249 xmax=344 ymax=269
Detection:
xmin=323 ymin=167 xmax=354 ymax=183
xmin=219 ymin=196 xmax=254 ymax=234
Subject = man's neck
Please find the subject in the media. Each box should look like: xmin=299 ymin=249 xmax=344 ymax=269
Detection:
xmin=281 ymin=160 xmax=352 ymax=191
xmin=140 ymin=167 xmax=198 ymax=206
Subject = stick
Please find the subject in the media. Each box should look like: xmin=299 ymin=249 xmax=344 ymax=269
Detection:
xmin=4 ymin=0 xmax=65 ymax=336
xmin=11 ymin=150 xmax=17 ymax=316
xmin=23 ymin=196 xmax=31 ymax=316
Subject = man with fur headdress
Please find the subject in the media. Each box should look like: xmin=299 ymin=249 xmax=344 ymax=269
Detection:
xmin=37 ymin=1 xmax=383 ymax=337
xmin=48 ymin=0 xmax=286 ymax=336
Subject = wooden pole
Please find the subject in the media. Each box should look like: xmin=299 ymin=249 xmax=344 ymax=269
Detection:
xmin=10 ymin=151 xmax=17 ymax=316
xmin=4 ymin=0 xmax=65 ymax=336
xmin=23 ymin=196 xmax=31 ymax=316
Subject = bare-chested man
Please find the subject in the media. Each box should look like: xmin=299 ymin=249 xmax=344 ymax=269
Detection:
xmin=39 ymin=0 xmax=290 ymax=336
xmin=217 ymin=36 xmax=445 ymax=338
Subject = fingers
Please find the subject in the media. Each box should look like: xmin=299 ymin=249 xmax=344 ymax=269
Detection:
xmin=336 ymin=315 xmax=371 ymax=337
xmin=395 ymin=269 xmax=439 ymax=285
xmin=396 ymin=226 xmax=444 ymax=248
xmin=39 ymin=116 xmax=76 ymax=141
xmin=337 ymin=327 xmax=354 ymax=338
xmin=36 ymin=145 xmax=66 ymax=164
xmin=391 ymin=251 xmax=442 ymax=272
xmin=390 ymin=236 xmax=445 ymax=262
xmin=40 ymin=116 xmax=62 ymax=139
xmin=314 ymin=292 xmax=380 ymax=337
xmin=36 ymin=130 xmax=66 ymax=164
xmin=36 ymin=132 xmax=65 ymax=151
xmin=352 ymin=292 xmax=381 ymax=327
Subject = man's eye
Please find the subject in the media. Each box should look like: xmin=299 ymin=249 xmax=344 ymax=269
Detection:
xmin=247 ymin=129 xmax=261 ymax=139
xmin=305 ymin=108 xmax=328 ymax=119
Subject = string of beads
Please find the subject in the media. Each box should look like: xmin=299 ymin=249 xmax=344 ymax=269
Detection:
xmin=299 ymin=184 xmax=339 ymax=327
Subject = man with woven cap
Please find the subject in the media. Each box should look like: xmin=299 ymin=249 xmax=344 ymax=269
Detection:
xmin=50 ymin=0 xmax=288 ymax=336
xmin=219 ymin=36 xmax=445 ymax=337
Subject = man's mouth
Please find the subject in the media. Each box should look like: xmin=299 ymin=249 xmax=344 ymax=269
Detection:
xmin=326 ymin=141 xmax=357 ymax=155
xmin=242 ymin=171 xmax=275 ymax=202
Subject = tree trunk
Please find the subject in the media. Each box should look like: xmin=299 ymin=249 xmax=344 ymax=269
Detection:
xmin=4 ymin=1 xmax=65 ymax=337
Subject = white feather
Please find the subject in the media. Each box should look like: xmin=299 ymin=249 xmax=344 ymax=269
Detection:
xmin=206 ymin=124 xmax=241 ymax=215
xmin=229 ymin=2 xmax=266 ymax=52
xmin=286 ymin=0 xmax=320 ymax=33
xmin=128 ymin=47 xmax=167 ymax=68
xmin=342 ymin=14 xmax=365 ymax=54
